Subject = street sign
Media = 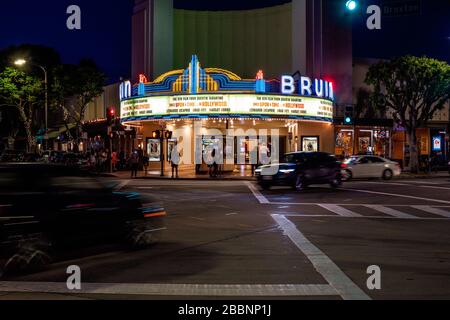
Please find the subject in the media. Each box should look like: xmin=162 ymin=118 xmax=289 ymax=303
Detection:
xmin=382 ymin=0 xmax=421 ymax=17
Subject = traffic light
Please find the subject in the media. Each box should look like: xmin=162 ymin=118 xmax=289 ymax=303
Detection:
xmin=344 ymin=106 xmax=354 ymax=125
xmin=164 ymin=131 xmax=173 ymax=140
xmin=345 ymin=0 xmax=357 ymax=11
xmin=107 ymin=107 xmax=116 ymax=125
xmin=152 ymin=130 xmax=162 ymax=139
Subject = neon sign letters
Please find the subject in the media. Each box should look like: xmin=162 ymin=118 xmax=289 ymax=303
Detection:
xmin=281 ymin=75 xmax=334 ymax=100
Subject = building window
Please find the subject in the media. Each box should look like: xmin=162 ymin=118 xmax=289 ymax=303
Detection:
xmin=301 ymin=136 xmax=320 ymax=152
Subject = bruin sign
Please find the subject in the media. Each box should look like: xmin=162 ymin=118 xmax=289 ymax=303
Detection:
xmin=281 ymin=75 xmax=334 ymax=101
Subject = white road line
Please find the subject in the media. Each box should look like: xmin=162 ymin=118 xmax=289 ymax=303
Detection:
xmin=343 ymin=188 xmax=450 ymax=204
xmin=364 ymin=205 xmax=418 ymax=219
xmin=245 ymin=182 xmax=270 ymax=204
xmin=399 ymin=180 xmax=447 ymax=185
xmin=363 ymin=181 xmax=450 ymax=190
xmin=318 ymin=204 xmax=362 ymax=217
xmin=411 ymin=206 xmax=450 ymax=218
xmin=114 ymin=180 xmax=130 ymax=191
xmin=282 ymin=214 xmax=450 ymax=220
xmin=269 ymin=202 xmax=450 ymax=208
xmin=416 ymin=185 xmax=450 ymax=191
xmin=0 ymin=282 xmax=338 ymax=297
xmin=271 ymin=214 xmax=370 ymax=300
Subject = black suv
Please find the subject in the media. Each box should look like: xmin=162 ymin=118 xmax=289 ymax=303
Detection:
xmin=255 ymin=152 xmax=343 ymax=191
xmin=0 ymin=164 xmax=166 ymax=274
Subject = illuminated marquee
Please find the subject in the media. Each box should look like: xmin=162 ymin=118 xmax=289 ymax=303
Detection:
xmin=119 ymin=55 xmax=335 ymax=123
xmin=120 ymin=94 xmax=333 ymax=123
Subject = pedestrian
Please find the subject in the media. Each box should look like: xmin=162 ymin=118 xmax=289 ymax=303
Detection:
xmin=89 ymin=152 xmax=96 ymax=171
xmin=119 ymin=150 xmax=125 ymax=170
xmin=209 ymin=147 xmax=218 ymax=178
xmin=171 ymin=147 xmax=180 ymax=179
xmin=111 ymin=151 xmax=117 ymax=172
xmin=130 ymin=150 xmax=139 ymax=178
xmin=142 ymin=154 xmax=149 ymax=176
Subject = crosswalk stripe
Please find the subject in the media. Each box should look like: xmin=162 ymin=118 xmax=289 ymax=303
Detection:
xmin=318 ymin=204 xmax=362 ymax=217
xmin=364 ymin=205 xmax=418 ymax=219
xmin=411 ymin=206 xmax=450 ymax=218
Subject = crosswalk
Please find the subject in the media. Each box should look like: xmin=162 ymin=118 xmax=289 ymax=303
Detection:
xmin=284 ymin=204 xmax=450 ymax=220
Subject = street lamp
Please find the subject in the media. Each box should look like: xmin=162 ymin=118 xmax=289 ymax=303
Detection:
xmin=14 ymin=59 xmax=49 ymax=150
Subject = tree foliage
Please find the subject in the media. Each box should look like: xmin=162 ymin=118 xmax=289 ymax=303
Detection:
xmin=52 ymin=59 xmax=106 ymax=144
xmin=0 ymin=67 xmax=42 ymax=151
xmin=365 ymin=56 xmax=450 ymax=172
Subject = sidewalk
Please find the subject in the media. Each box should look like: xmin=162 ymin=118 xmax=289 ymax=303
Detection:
xmin=111 ymin=168 xmax=256 ymax=181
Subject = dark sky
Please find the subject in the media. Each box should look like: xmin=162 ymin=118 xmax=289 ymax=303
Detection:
xmin=0 ymin=0 xmax=448 ymax=82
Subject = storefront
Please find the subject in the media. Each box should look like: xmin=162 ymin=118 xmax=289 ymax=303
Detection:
xmin=120 ymin=55 xmax=335 ymax=175
xmin=335 ymin=125 xmax=393 ymax=160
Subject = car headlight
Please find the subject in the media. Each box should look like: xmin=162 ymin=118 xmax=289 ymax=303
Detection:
xmin=280 ymin=169 xmax=295 ymax=174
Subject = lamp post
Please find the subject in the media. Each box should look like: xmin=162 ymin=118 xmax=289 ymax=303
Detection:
xmin=14 ymin=59 xmax=49 ymax=151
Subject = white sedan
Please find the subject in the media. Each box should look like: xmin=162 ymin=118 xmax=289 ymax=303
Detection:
xmin=341 ymin=156 xmax=402 ymax=181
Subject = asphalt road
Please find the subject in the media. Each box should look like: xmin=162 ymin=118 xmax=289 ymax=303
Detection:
xmin=1 ymin=176 xmax=450 ymax=300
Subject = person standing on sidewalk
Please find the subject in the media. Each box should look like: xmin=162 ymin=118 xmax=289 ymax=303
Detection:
xmin=130 ymin=150 xmax=139 ymax=178
xmin=171 ymin=147 xmax=180 ymax=179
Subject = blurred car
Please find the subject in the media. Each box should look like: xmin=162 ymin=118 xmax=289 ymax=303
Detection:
xmin=62 ymin=152 xmax=79 ymax=166
xmin=49 ymin=151 xmax=66 ymax=163
xmin=0 ymin=163 xmax=166 ymax=274
xmin=341 ymin=155 xmax=401 ymax=181
xmin=22 ymin=153 xmax=40 ymax=162
xmin=0 ymin=150 xmax=24 ymax=162
xmin=255 ymin=152 xmax=342 ymax=191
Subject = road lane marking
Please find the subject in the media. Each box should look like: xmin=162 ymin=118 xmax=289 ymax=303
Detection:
xmin=362 ymin=181 xmax=450 ymax=190
xmin=282 ymin=214 xmax=450 ymax=220
xmin=225 ymin=212 xmax=239 ymax=216
xmin=0 ymin=282 xmax=338 ymax=297
xmin=245 ymin=182 xmax=270 ymax=204
xmin=318 ymin=204 xmax=362 ymax=217
xmin=411 ymin=206 xmax=450 ymax=218
xmin=342 ymin=188 xmax=450 ymax=204
xmin=271 ymin=214 xmax=370 ymax=300
xmin=269 ymin=202 xmax=450 ymax=208
xmin=114 ymin=180 xmax=130 ymax=191
xmin=364 ymin=205 xmax=418 ymax=219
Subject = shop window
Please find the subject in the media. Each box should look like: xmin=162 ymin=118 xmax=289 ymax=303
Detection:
xmin=301 ymin=136 xmax=320 ymax=152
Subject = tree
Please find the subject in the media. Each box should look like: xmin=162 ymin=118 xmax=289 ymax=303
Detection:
xmin=52 ymin=59 xmax=106 ymax=149
xmin=365 ymin=56 xmax=450 ymax=173
xmin=0 ymin=67 xmax=42 ymax=152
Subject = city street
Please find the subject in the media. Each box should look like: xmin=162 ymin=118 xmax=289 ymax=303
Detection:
xmin=1 ymin=176 xmax=450 ymax=300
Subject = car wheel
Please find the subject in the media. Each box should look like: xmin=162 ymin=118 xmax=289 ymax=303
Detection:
xmin=330 ymin=175 xmax=343 ymax=188
xmin=295 ymin=175 xmax=307 ymax=191
xmin=3 ymin=235 xmax=52 ymax=274
xmin=343 ymin=170 xmax=353 ymax=181
xmin=126 ymin=221 xmax=164 ymax=249
xmin=382 ymin=169 xmax=393 ymax=181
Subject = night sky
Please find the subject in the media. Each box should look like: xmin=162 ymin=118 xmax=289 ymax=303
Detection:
xmin=0 ymin=0 xmax=448 ymax=82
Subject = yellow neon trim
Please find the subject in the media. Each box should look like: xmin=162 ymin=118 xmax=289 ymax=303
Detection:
xmin=204 ymin=68 xmax=242 ymax=81
xmin=152 ymin=70 xmax=184 ymax=83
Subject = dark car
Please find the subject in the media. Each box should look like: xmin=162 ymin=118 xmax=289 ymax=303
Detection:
xmin=255 ymin=152 xmax=343 ymax=191
xmin=0 ymin=164 xmax=166 ymax=274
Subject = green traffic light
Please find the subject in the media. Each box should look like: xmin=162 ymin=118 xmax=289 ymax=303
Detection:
xmin=345 ymin=117 xmax=352 ymax=124
xmin=346 ymin=0 xmax=357 ymax=11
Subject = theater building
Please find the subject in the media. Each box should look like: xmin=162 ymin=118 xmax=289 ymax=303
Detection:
xmin=125 ymin=0 xmax=352 ymax=174
xmin=120 ymin=55 xmax=335 ymax=173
